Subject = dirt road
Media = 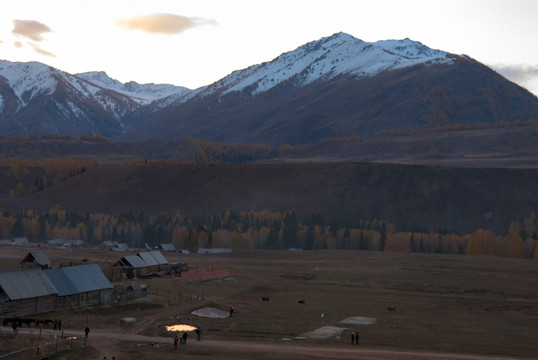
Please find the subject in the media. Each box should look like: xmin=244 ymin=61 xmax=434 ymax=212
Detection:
xmin=75 ymin=328 xmax=525 ymax=360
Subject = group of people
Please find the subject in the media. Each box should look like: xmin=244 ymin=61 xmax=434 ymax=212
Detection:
xmin=173 ymin=331 xmax=189 ymax=348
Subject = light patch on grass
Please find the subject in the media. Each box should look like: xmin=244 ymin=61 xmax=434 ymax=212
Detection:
xmin=340 ymin=316 xmax=376 ymax=325
xmin=302 ymin=326 xmax=347 ymax=339
xmin=191 ymin=307 xmax=230 ymax=318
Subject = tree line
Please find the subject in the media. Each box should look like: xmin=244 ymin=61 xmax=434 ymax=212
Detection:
xmin=0 ymin=206 xmax=536 ymax=259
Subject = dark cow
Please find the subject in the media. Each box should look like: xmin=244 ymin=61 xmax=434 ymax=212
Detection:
xmin=387 ymin=306 xmax=396 ymax=311
xmin=297 ymin=299 xmax=305 ymax=305
xmin=261 ymin=297 xmax=270 ymax=302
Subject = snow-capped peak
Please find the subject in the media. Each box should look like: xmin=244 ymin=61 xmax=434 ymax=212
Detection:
xmin=75 ymin=71 xmax=192 ymax=105
xmin=0 ymin=60 xmax=60 ymax=106
xmin=203 ymin=32 xmax=452 ymax=97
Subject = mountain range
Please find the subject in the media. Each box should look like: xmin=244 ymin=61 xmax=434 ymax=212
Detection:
xmin=2 ymin=32 xmax=538 ymax=145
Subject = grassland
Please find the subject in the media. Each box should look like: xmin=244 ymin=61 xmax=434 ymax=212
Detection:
xmin=1 ymin=246 xmax=537 ymax=359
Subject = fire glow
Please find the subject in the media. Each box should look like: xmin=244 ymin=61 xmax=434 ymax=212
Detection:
xmin=165 ymin=324 xmax=197 ymax=332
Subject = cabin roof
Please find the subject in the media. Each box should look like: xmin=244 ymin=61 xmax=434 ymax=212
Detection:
xmin=44 ymin=264 xmax=112 ymax=296
xmin=0 ymin=268 xmax=57 ymax=300
xmin=20 ymin=251 xmax=52 ymax=267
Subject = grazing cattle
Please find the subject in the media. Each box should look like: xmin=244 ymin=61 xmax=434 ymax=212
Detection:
xmin=35 ymin=319 xmax=54 ymax=328
xmin=261 ymin=297 xmax=270 ymax=302
xmin=387 ymin=306 xmax=396 ymax=311
xmin=297 ymin=299 xmax=305 ymax=305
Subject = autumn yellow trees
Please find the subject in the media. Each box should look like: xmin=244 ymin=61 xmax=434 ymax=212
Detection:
xmin=0 ymin=206 xmax=536 ymax=259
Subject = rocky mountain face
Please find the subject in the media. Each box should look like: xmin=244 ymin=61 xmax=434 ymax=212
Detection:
xmin=1 ymin=33 xmax=538 ymax=144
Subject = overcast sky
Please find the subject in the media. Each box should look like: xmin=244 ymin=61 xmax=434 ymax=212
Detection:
xmin=1 ymin=0 xmax=537 ymax=95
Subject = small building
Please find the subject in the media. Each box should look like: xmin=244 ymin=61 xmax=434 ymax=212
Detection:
xmin=0 ymin=268 xmax=58 ymax=316
xmin=113 ymin=243 xmax=130 ymax=252
xmin=101 ymin=240 xmax=116 ymax=250
xmin=67 ymin=239 xmax=85 ymax=248
xmin=46 ymin=238 xmax=65 ymax=247
xmin=127 ymin=283 xmax=148 ymax=299
xmin=114 ymin=255 xmax=150 ymax=279
xmin=13 ymin=237 xmax=30 ymax=246
xmin=137 ymin=251 xmax=169 ymax=272
xmin=160 ymin=243 xmax=176 ymax=252
xmin=20 ymin=251 xmax=52 ymax=269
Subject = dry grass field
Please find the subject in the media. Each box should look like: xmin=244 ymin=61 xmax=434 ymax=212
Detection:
xmin=1 ymin=246 xmax=537 ymax=359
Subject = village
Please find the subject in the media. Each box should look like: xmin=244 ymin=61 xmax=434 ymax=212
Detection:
xmin=0 ymin=238 xmax=232 ymax=319
xmin=0 ymin=238 xmax=537 ymax=360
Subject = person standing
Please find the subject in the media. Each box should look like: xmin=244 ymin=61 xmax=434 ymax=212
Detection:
xmin=174 ymin=334 xmax=179 ymax=349
xmin=355 ymin=331 xmax=359 ymax=345
xmin=195 ymin=328 xmax=201 ymax=341
xmin=179 ymin=331 xmax=184 ymax=344
xmin=85 ymin=326 xmax=90 ymax=338
xmin=351 ymin=332 xmax=355 ymax=344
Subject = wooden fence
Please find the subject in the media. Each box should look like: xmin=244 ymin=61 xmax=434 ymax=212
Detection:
xmin=0 ymin=330 xmax=85 ymax=360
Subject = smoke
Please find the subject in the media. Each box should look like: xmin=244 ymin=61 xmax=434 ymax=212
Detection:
xmin=116 ymin=13 xmax=217 ymax=35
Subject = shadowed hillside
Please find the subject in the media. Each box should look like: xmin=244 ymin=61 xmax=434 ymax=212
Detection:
xmin=0 ymin=162 xmax=536 ymax=235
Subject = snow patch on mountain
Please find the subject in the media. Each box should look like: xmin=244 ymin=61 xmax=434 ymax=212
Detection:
xmin=0 ymin=60 xmax=58 ymax=107
xmin=205 ymin=33 xmax=453 ymax=97
xmin=76 ymin=71 xmax=193 ymax=105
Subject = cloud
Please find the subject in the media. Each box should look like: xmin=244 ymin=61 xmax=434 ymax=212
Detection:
xmin=14 ymin=41 xmax=23 ymax=48
xmin=12 ymin=19 xmax=52 ymax=42
xmin=30 ymin=43 xmax=56 ymax=57
xmin=115 ymin=13 xmax=217 ymax=35
xmin=493 ymin=64 xmax=538 ymax=83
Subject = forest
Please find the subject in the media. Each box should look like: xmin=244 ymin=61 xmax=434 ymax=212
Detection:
xmin=1 ymin=137 xmax=537 ymax=260
xmin=1 ymin=206 xmax=536 ymax=259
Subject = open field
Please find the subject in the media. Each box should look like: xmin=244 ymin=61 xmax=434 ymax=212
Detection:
xmin=1 ymin=246 xmax=537 ymax=359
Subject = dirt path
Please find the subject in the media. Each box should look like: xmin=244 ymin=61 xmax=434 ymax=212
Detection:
xmin=74 ymin=328 xmax=525 ymax=360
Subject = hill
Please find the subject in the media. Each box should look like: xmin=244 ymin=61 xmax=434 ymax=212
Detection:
xmin=0 ymin=161 xmax=536 ymax=235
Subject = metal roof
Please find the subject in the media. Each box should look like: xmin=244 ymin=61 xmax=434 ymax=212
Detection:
xmin=44 ymin=264 xmax=112 ymax=296
xmin=20 ymin=251 xmax=51 ymax=266
xmin=160 ymin=243 xmax=176 ymax=252
xmin=138 ymin=251 xmax=168 ymax=266
xmin=0 ymin=268 xmax=57 ymax=300
xmin=116 ymin=243 xmax=129 ymax=251
xmin=137 ymin=251 xmax=158 ymax=266
xmin=43 ymin=268 xmax=79 ymax=296
xmin=121 ymin=256 xmax=148 ymax=268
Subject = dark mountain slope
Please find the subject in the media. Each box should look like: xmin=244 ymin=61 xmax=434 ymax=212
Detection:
xmin=123 ymin=56 xmax=538 ymax=145
xmin=1 ymin=162 xmax=536 ymax=234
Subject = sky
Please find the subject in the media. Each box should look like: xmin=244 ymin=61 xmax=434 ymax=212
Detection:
xmin=1 ymin=0 xmax=537 ymax=96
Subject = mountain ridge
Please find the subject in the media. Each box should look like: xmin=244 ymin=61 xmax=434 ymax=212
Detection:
xmin=1 ymin=32 xmax=538 ymax=145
